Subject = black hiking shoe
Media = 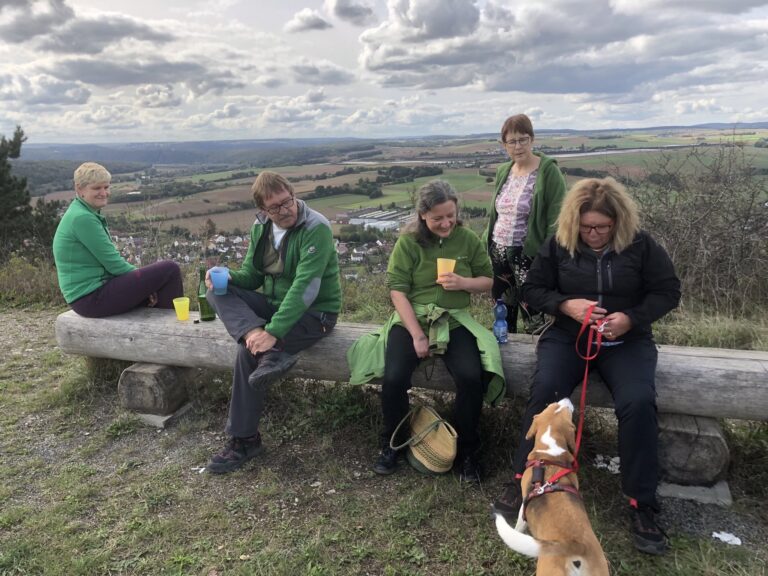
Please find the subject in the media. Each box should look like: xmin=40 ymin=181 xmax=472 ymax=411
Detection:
xmin=492 ymin=479 xmax=522 ymax=522
xmin=458 ymin=455 xmax=482 ymax=485
xmin=248 ymin=350 xmax=298 ymax=389
xmin=373 ymin=446 xmax=400 ymax=475
xmin=629 ymin=504 xmax=669 ymax=555
xmin=207 ymin=434 xmax=263 ymax=475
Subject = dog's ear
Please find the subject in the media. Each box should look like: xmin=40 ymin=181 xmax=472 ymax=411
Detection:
xmin=526 ymin=414 xmax=540 ymax=441
xmin=565 ymin=419 xmax=577 ymax=455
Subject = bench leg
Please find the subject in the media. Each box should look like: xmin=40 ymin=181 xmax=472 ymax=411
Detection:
xmin=118 ymin=363 xmax=191 ymax=427
xmin=658 ymin=413 xmax=730 ymax=486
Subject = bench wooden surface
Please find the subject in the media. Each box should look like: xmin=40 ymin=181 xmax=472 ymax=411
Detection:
xmin=54 ymin=308 xmax=768 ymax=421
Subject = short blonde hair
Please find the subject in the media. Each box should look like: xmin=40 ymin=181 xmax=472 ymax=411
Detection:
xmin=556 ymin=177 xmax=640 ymax=255
xmin=251 ymin=171 xmax=294 ymax=208
xmin=74 ymin=162 xmax=111 ymax=190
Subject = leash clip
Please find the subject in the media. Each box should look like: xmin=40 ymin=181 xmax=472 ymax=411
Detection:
xmin=535 ymin=481 xmax=552 ymax=495
xmin=596 ymin=319 xmax=607 ymax=333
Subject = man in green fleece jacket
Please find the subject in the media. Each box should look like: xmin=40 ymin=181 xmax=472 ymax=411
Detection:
xmin=205 ymin=171 xmax=341 ymax=474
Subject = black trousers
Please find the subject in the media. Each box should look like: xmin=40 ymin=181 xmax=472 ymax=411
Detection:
xmin=381 ymin=324 xmax=485 ymax=457
xmin=207 ymin=285 xmax=337 ymax=437
xmin=512 ymin=326 xmax=660 ymax=508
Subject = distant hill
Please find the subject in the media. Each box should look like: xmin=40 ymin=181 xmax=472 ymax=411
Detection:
xmin=467 ymin=121 xmax=768 ymax=138
xmin=16 ymin=121 xmax=768 ymax=166
xmin=19 ymin=138 xmax=374 ymax=165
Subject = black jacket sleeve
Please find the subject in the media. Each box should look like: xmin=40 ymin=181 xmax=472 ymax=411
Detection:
xmin=624 ymin=232 xmax=681 ymax=328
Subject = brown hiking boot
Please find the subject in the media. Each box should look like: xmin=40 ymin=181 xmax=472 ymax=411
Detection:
xmin=207 ymin=433 xmax=263 ymax=475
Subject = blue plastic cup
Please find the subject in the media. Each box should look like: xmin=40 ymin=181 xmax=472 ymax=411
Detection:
xmin=210 ymin=266 xmax=229 ymax=296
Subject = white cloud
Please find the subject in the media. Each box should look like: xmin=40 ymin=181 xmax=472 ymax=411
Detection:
xmin=2 ymin=0 xmax=767 ymax=141
xmin=47 ymin=56 xmax=244 ymax=96
xmin=0 ymin=0 xmax=75 ymax=43
xmin=675 ymin=98 xmax=727 ymax=115
xmin=291 ymin=59 xmax=355 ymax=85
xmin=284 ymin=8 xmax=332 ymax=33
xmin=387 ymin=0 xmax=480 ymax=40
xmin=38 ymin=15 xmax=174 ymax=54
xmin=325 ymin=0 xmax=376 ymax=26
xmin=212 ymin=103 xmax=240 ymax=118
xmin=260 ymin=89 xmax=337 ymax=125
xmin=0 ymin=73 xmax=89 ymax=105
xmin=135 ymin=84 xmax=181 ymax=108
xmin=255 ymin=75 xmax=283 ymax=89
xmin=65 ymin=104 xmax=141 ymax=129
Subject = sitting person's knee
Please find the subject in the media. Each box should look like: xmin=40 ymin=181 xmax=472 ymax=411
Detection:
xmin=614 ymin=391 xmax=656 ymax=419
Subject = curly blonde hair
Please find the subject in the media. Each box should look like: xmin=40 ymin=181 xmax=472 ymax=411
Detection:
xmin=556 ymin=177 xmax=640 ymax=255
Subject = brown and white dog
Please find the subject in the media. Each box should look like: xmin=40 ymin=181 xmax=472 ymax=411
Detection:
xmin=494 ymin=398 xmax=609 ymax=576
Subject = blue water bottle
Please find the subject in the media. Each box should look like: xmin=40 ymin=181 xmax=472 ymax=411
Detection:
xmin=493 ymin=299 xmax=508 ymax=344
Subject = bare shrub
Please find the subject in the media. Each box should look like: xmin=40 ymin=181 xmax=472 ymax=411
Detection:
xmin=0 ymin=256 xmax=64 ymax=307
xmin=622 ymin=145 xmax=767 ymax=315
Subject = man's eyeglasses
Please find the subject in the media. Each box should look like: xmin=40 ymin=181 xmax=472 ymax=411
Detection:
xmin=263 ymin=196 xmax=295 ymax=215
xmin=500 ymin=136 xmax=531 ymax=147
xmin=579 ymin=223 xmax=613 ymax=234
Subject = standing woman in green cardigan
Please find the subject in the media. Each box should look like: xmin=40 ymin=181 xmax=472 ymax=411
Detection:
xmin=53 ymin=162 xmax=183 ymax=317
xmin=485 ymin=114 xmax=566 ymax=333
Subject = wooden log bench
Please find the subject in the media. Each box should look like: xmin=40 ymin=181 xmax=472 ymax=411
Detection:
xmin=55 ymin=308 xmax=768 ymax=496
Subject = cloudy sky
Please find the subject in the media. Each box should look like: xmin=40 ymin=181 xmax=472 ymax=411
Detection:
xmin=2 ymin=0 xmax=768 ymax=143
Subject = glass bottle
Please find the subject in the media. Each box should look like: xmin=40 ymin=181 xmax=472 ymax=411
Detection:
xmin=198 ymin=266 xmax=216 ymax=321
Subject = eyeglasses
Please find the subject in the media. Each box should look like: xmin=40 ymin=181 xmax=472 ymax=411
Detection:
xmin=500 ymin=136 xmax=531 ymax=148
xmin=579 ymin=223 xmax=613 ymax=234
xmin=263 ymin=196 xmax=295 ymax=215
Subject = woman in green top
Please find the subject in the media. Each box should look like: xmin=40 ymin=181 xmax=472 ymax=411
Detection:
xmin=363 ymin=180 xmax=499 ymax=484
xmin=485 ymin=113 xmax=566 ymax=333
xmin=52 ymin=162 xmax=183 ymax=317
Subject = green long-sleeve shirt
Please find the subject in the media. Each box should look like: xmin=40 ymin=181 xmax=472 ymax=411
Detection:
xmin=53 ymin=197 xmax=136 ymax=303
xmin=386 ymin=225 xmax=493 ymax=310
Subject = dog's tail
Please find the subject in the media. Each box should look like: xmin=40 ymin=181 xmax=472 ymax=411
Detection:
xmin=494 ymin=512 xmax=588 ymax=559
xmin=494 ymin=512 xmax=540 ymax=557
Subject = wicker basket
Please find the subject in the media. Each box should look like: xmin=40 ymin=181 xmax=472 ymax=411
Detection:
xmin=391 ymin=406 xmax=457 ymax=475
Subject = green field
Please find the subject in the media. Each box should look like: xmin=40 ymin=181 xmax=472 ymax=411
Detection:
xmin=76 ymin=131 xmax=768 ymax=235
xmin=179 ymin=169 xmax=255 ymax=183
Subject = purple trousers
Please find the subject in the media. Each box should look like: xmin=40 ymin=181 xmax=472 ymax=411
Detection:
xmin=70 ymin=260 xmax=184 ymax=318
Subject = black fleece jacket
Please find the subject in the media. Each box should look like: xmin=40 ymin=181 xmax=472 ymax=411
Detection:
xmin=522 ymin=231 xmax=681 ymax=340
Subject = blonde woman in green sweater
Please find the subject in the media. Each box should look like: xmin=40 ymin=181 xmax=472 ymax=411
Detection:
xmin=53 ymin=162 xmax=183 ymax=317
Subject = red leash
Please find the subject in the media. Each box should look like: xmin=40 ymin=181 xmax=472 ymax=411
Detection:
xmin=543 ymin=304 xmax=604 ymax=485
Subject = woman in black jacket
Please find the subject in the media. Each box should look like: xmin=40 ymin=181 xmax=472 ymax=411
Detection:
xmin=493 ymin=177 xmax=681 ymax=556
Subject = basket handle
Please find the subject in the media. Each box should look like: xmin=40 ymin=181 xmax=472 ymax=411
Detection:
xmin=390 ymin=406 xmax=457 ymax=451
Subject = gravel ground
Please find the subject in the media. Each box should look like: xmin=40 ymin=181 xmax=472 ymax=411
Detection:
xmin=661 ymin=496 xmax=767 ymax=549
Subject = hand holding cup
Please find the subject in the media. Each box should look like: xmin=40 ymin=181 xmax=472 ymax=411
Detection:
xmin=209 ymin=267 xmax=230 ymax=296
